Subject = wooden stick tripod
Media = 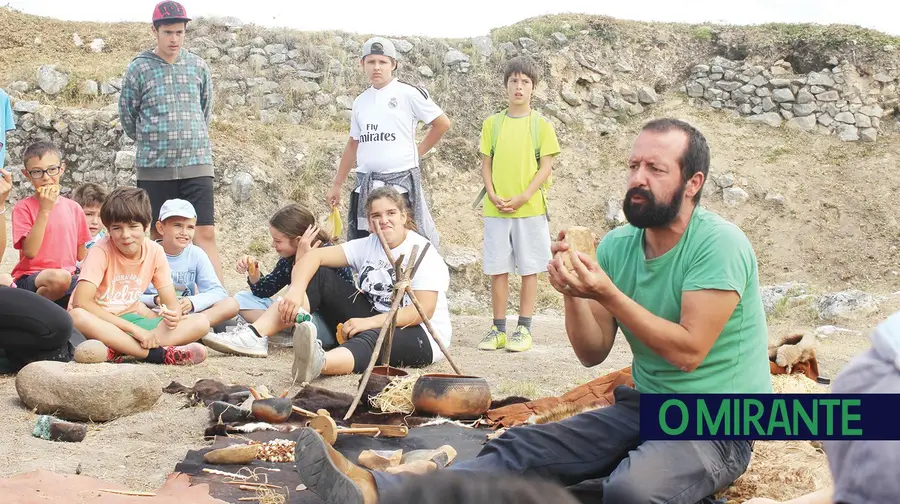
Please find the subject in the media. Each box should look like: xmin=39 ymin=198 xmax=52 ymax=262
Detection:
xmin=343 ymin=226 xmax=462 ymax=420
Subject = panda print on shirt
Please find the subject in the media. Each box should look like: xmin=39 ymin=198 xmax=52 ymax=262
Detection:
xmin=357 ymin=259 xmax=398 ymax=312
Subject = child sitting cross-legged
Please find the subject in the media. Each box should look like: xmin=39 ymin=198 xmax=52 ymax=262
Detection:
xmin=68 ymin=187 xmax=209 ymax=365
xmin=140 ymin=198 xmax=239 ymax=330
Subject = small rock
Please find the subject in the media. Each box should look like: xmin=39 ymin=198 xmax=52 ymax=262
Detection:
xmin=685 ymin=82 xmax=704 ymax=97
xmin=817 ymin=290 xmax=878 ymax=320
xmin=771 ymin=88 xmax=794 ymax=102
xmin=33 ymin=106 xmax=54 ymax=129
xmin=873 ymin=73 xmax=894 ymax=83
xmin=764 ymin=193 xmax=786 ymax=206
xmin=79 ymin=80 xmax=99 ymax=96
xmin=89 ymin=38 xmax=105 ymax=53
xmin=518 ymin=37 xmax=538 ymax=52
xmin=792 ymin=103 xmax=817 ymax=116
xmin=114 ymin=151 xmax=136 ymax=170
xmin=9 ymin=81 xmax=30 ymax=93
xmin=749 ymin=75 xmax=767 ymax=87
xmin=561 ymin=89 xmax=581 ymax=106
xmin=231 ymin=172 xmax=254 ymax=202
xmin=747 ymin=112 xmax=783 ymax=127
xmin=817 ymin=90 xmax=840 ymax=101
xmin=787 ymin=115 xmax=817 ymax=131
xmin=615 ymin=61 xmax=634 ymax=73
xmin=471 ymin=36 xmax=493 ymax=57
xmin=715 ymin=172 xmax=735 ymax=188
xmin=606 ymin=197 xmax=626 ymax=227
xmin=443 ymin=245 xmax=480 ymax=273
xmin=858 ymin=104 xmax=883 ymax=117
xmin=834 ymin=111 xmax=855 ymax=124
xmin=854 ymin=113 xmax=872 ymax=128
xmin=859 ymin=128 xmax=877 ymax=142
xmin=795 ymin=88 xmax=814 ymax=104
xmin=36 ymin=65 xmax=70 ymax=95
xmin=73 ymin=33 xmax=83 ymax=47
xmin=392 ymin=39 xmax=413 ymax=54
xmin=806 ymin=71 xmax=835 ymax=87
xmin=815 ymin=325 xmax=861 ymax=339
xmin=248 ymin=54 xmax=268 ymax=68
xmin=722 ymin=187 xmax=749 ymax=207
xmin=817 ymin=113 xmax=834 ymax=127
xmin=443 ymin=49 xmax=468 ymax=66
xmin=418 ymin=66 xmax=434 ymax=77
xmin=551 ymin=32 xmax=568 ymax=44
xmin=761 ymin=283 xmax=808 ymax=313
xmin=498 ymin=42 xmax=517 ymax=56
xmin=336 ymin=95 xmax=354 ymax=110
xmin=837 ymin=125 xmax=859 ymax=141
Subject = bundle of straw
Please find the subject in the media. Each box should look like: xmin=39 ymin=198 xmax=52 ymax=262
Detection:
xmin=369 ymin=373 xmax=419 ymax=414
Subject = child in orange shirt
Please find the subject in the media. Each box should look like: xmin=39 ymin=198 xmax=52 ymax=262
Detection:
xmin=69 ymin=186 xmax=209 ymax=365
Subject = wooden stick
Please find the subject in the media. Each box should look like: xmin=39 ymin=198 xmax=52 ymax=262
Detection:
xmin=226 ymin=482 xmax=282 ymax=489
xmin=406 ymin=284 xmax=462 ymax=374
xmin=98 ymin=489 xmax=156 ymax=497
xmin=291 ymin=405 xmax=317 ymax=417
xmin=382 ymin=245 xmax=418 ymax=365
xmin=410 ymin=242 xmax=431 ymax=278
xmin=344 ymin=282 xmax=409 ymax=420
xmin=202 ymin=468 xmax=251 ymax=479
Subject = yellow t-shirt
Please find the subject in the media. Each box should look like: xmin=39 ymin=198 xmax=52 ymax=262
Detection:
xmin=479 ymin=111 xmax=561 ymax=218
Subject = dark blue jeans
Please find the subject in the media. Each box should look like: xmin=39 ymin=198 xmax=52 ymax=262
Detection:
xmin=376 ymin=386 xmax=752 ymax=504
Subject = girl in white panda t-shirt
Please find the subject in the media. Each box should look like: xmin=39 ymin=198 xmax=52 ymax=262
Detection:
xmin=278 ymin=186 xmax=452 ymax=383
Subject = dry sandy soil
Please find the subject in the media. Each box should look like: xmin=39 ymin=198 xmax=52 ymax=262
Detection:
xmin=1 ymin=298 xmax=895 ymax=502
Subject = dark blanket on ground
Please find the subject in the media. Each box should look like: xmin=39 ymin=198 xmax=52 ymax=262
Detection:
xmin=163 ymin=379 xmax=531 ymax=437
xmin=175 ymin=425 xmax=490 ymax=504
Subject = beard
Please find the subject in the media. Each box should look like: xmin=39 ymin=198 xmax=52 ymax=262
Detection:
xmin=622 ymin=183 xmax=685 ymax=228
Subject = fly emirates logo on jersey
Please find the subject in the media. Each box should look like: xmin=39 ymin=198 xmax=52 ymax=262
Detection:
xmin=359 ymin=123 xmax=397 ymax=143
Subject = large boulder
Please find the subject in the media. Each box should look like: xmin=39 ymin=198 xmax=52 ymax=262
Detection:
xmin=15 ymin=361 xmax=163 ymax=422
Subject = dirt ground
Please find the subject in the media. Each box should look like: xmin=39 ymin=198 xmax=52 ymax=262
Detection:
xmin=0 ymin=300 xmax=892 ymax=502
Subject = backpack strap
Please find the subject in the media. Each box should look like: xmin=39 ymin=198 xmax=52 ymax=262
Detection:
xmin=489 ymin=108 xmax=508 ymax=157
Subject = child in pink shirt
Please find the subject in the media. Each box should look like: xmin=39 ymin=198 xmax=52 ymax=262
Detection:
xmin=69 ymin=186 xmax=208 ymax=365
xmin=11 ymin=141 xmax=91 ymax=307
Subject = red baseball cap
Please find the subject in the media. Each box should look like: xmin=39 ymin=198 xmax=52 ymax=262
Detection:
xmin=152 ymin=1 xmax=191 ymax=23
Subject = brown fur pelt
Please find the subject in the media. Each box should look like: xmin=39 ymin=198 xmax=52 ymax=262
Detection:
xmin=769 ymin=331 xmax=818 ymax=372
xmin=163 ymin=379 xmax=252 ymax=407
xmin=290 ymin=385 xmax=440 ymax=428
xmin=527 ymin=402 xmax=604 ymax=425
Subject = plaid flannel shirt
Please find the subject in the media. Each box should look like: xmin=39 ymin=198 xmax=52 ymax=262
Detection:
xmin=119 ymin=49 xmax=213 ymax=175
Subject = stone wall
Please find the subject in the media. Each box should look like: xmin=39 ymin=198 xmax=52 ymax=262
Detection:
xmin=684 ymin=55 xmax=899 ymax=142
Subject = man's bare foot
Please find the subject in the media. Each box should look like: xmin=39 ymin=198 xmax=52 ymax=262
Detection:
xmin=384 ymin=460 xmax=437 ymax=475
xmin=295 ymin=427 xmax=378 ymax=504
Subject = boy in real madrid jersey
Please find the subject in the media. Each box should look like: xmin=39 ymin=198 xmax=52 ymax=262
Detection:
xmin=326 ymin=37 xmax=451 ymax=247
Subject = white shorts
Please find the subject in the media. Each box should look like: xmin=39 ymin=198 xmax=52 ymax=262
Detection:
xmin=483 ymin=215 xmax=552 ymax=276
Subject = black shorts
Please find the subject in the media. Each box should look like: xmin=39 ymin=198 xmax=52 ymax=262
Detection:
xmin=137 ymin=176 xmax=215 ymax=226
xmin=15 ymin=272 xmax=78 ymax=309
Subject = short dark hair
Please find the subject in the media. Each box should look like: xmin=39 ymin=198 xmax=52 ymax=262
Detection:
xmin=72 ymin=183 xmax=109 ymax=209
xmin=379 ymin=471 xmax=581 ymax=504
xmin=22 ymin=141 xmax=63 ymax=167
xmin=640 ymin=118 xmax=711 ymax=203
xmin=504 ymin=56 xmax=541 ymax=86
xmin=100 ymin=187 xmax=152 ymax=229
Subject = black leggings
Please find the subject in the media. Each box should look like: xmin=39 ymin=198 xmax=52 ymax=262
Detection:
xmin=0 ymin=285 xmax=77 ymax=371
xmin=307 ymin=268 xmax=434 ymax=373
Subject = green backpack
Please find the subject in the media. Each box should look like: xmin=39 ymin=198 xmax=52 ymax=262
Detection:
xmin=475 ymin=108 xmax=553 ymax=216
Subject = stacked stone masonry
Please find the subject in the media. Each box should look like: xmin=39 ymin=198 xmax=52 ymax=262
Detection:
xmin=684 ymin=56 xmax=898 ymax=142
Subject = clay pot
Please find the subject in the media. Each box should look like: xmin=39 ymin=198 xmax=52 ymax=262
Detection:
xmin=361 ymin=366 xmax=409 ymax=405
xmin=412 ymin=374 xmax=492 ymax=419
xmin=251 ymin=398 xmax=293 ymax=423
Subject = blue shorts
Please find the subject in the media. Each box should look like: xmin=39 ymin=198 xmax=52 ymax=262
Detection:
xmin=234 ymin=290 xmax=337 ymax=348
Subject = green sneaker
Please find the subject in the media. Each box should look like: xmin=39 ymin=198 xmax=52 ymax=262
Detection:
xmin=478 ymin=325 xmax=507 ymax=350
xmin=506 ymin=325 xmax=533 ymax=352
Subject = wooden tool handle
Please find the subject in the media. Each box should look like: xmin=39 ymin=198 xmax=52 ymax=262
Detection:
xmin=350 ymin=424 xmax=409 ymax=437
xmin=292 ymin=406 xmax=317 ymax=417
xmin=338 ymin=427 xmax=381 ymax=436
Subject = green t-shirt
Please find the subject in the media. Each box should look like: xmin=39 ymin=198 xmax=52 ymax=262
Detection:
xmin=478 ymin=111 xmax=560 ymax=218
xmin=597 ymin=206 xmax=773 ymax=394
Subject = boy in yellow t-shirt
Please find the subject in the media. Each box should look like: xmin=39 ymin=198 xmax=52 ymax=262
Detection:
xmin=477 ymin=56 xmax=561 ymax=352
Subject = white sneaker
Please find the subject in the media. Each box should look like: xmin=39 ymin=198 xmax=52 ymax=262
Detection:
xmin=292 ymin=321 xmax=326 ymax=383
xmin=202 ymin=326 xmax=268 ymax=358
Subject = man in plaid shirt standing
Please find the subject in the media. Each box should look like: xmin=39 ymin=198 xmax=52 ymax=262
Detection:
xmin=119 ymin=1 xmax=223 ymax=282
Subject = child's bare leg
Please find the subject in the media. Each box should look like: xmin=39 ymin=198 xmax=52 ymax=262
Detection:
xmin=321 ymin=347 xmax=355 ymax=375
xmin=519 ymin=274 xmax=537 ymax=319
xmin=238 ymin=309 xmax=265 ymax=323
xmin=34 ymin=269 xmax=72 ymax=301
xmin=0 ymin=273 xmax=13 ymax=286
xmin=252 ymin=294 xmax=309 ymax=336
xmin=69 ymin=308 xmax=149 ymax=358
xmin=155 ymin=313 xmax=210 ymax=346
xmin=491 ymin=273 xmax=509 ymax=320
xmin=202 ymin=297 xmax=240 ymax=327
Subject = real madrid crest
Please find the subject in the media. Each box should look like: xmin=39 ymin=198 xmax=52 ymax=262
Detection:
xmin=388 ymin=97 xmax=398 ymax=109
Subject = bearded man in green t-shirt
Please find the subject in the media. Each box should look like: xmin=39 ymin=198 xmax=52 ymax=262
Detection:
xmin=284 ymin=118 xmax=773 ymax=504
